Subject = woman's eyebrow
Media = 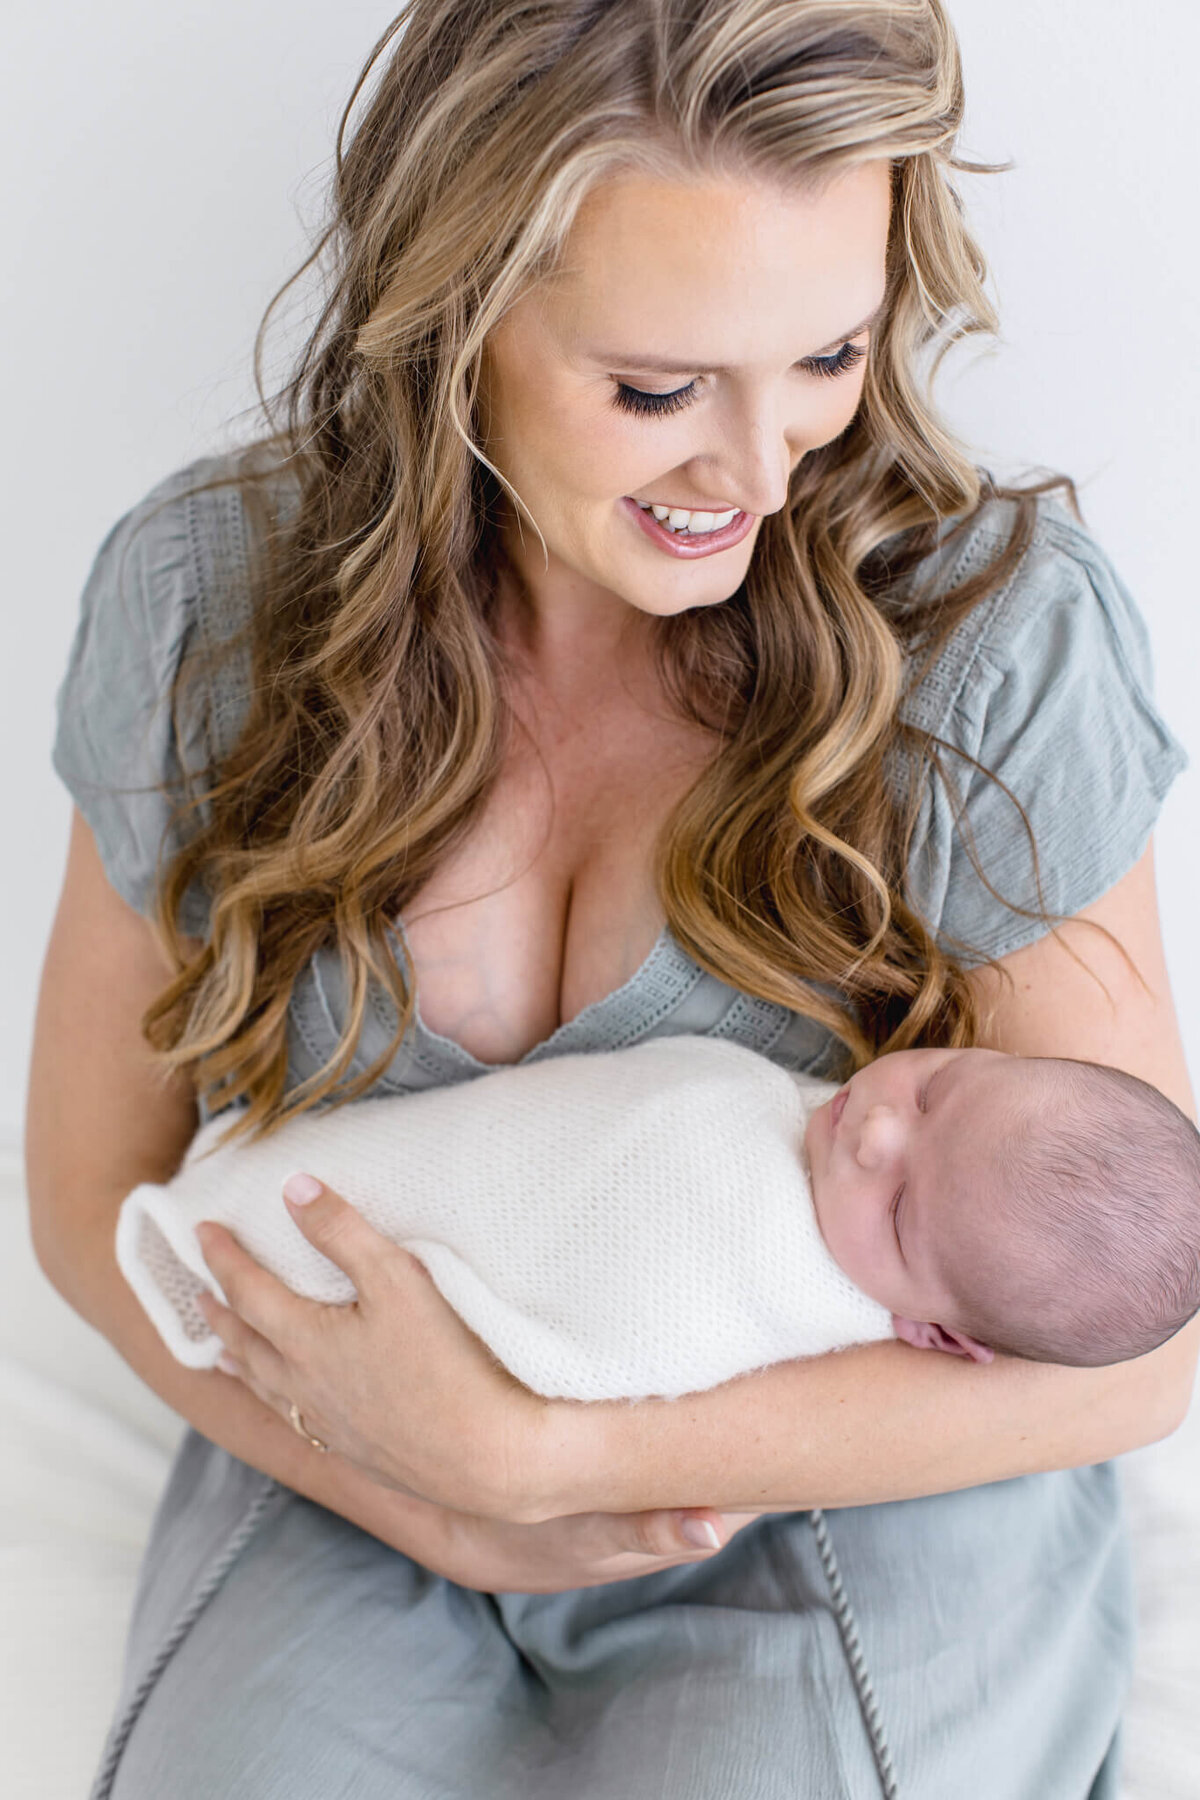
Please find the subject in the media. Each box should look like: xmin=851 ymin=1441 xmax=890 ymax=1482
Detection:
xmin=585 ymin=300 xmax=887 ymax=375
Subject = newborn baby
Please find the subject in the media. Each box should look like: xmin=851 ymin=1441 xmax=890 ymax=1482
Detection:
xmin=117 ymin=1036 xmax=1200 ymax=1402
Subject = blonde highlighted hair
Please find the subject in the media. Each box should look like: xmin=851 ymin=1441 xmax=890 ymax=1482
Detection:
xmin=142 ymin=0 xmax=1076 ymax=1139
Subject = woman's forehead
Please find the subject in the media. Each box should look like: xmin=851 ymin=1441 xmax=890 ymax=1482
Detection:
xmin=536 ymin=161 xmax=892 ymax=368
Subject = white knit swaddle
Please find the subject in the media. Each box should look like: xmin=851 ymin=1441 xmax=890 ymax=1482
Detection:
xmin=116 ymin=1035 xmax=894 ymax=1401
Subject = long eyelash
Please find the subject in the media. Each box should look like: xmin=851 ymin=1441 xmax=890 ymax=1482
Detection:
xmin=803 ymin=340 xmax=868 ymax=381
xmin=611 ymin=381 xmax=698 ymax=418
xmin=611 ymin=339 xmax=867 ymax=418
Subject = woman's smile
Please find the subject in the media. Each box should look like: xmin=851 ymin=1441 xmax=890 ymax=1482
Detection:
xmin=620 ymin=494 xmax=756 ymax=558
xmin=478 ymin=162 xmax=888 ymax=628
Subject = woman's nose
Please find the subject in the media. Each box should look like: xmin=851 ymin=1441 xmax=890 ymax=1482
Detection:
xmin=695 ymin=394 xmax=797 ymax=519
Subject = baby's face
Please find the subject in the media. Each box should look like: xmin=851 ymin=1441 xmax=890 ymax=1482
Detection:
xmin=804 ymin=1046 xmax=1026 ymax=1338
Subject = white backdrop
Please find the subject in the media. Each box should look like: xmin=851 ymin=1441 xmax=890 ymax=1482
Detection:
xmin=2 ymin=0 xmax=1197 ymax=1150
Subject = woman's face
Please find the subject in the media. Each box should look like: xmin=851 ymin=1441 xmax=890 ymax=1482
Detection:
xmin=478 ymin=157 xmax=893 ymax=625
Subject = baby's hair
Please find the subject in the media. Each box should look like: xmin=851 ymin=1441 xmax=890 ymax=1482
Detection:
xmin=947 ymin=1059 xmax=1200 ymax=1367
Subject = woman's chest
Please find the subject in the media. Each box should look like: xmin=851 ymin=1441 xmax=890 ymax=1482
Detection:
xmin=398 ymin=709 xmax=714 ymax=1066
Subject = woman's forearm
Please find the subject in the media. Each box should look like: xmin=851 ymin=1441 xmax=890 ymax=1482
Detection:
xmin=40 ymin=1209 xmax=752 ymax=1595
xmin=39 ymin=1205 xmax=463 ymax=1565
xmin=43 ymin=1189 xmax=1197 ymax=1537
xmin=527 ymin=1319 xmax=1199 ymax=1522
xmin=525 ymin=855 xmax=1200 ymax=1526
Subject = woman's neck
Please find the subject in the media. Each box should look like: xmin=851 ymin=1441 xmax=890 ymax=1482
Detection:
xmin=492 ymin=554 xmax=661 ymax=718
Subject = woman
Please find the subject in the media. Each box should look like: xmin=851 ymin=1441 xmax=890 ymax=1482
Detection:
xmin=28 ymin=2 xmax=1194 ymax=1795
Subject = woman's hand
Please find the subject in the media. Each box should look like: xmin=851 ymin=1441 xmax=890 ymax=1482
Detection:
xmin=194 ymin=1173 xmax=549 ymax=1520
xmin=437 ymin=1503 xmax=768 ymax=1595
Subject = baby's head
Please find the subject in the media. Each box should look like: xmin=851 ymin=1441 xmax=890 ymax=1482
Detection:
xmin=804 ymin=1047 xmax=1200 ymax=1367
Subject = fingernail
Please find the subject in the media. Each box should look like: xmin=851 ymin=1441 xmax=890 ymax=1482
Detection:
xmin=216 ymin=1354 xmax=239 ymax=1376
xmin=678 ymin=1517 xmax=722 ymax=1552
xmin=283 ymin=1172 xmax=323 ymax=1206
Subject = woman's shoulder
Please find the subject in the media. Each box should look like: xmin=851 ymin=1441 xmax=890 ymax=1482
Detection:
xmin=74 ymin=444 xmax=299 ymax=713
xmin=896 ymin=486 xmax=1171 ymax=750
xmin=51 ymin=445 xmax=298 ymax=925
xmin=891 ymin=487 xmax=1187 ymax=962
xmin=91 ymin=442 xmax=299 ymax=634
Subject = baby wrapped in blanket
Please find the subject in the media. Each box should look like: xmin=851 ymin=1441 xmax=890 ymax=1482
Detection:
xmin=117 ymin=1035 xmax=1200 ymax=1401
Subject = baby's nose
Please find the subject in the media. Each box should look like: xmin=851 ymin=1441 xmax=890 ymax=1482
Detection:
xmin=855 ymin=1105 xmax=906 ymax=1169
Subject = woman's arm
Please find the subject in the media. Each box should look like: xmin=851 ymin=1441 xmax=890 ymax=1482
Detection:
xmin=26 ymin=811 xmax=472 ymax=1549
xmin=29 ymin=809 xmax=735 ymax=1584
xmin=522 ymin=842 xmax=1199 ymax=1523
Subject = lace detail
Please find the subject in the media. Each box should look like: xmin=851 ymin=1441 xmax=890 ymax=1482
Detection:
xmin=709 ymin=991 xmax=791 ymax=1057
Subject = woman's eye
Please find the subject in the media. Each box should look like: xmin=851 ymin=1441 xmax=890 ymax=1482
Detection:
xmin=801 ymin=340 xmax=868 ymax=381
xmin=918 ymin=1084 xmax=930 ymax=1113
xmin=615 ymin=331 xmax=867 ymax=414
xmin=611 ymin=380 xmax=699 ymax=418
xmin=612 ymin=338 xmax=867 ymax=418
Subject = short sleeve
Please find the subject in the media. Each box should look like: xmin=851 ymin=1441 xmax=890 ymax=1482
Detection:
xmin=52 ymin=468 xmax=213 ymax=934
xmin=901 ymin=497 xmax=1188 ymax=964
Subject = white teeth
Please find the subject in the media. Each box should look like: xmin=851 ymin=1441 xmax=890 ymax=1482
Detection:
xmin=636 ymin=502 xmax=741 ymax=534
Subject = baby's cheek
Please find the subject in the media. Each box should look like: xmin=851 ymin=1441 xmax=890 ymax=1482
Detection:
xmin=807 ymin=1162 xmax=839 ymax=1253
xmin=816 ymin=1181 xmax=870 ymax=1277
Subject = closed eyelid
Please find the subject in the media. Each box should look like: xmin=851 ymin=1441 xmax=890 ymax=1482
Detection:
xmin=605 ymin=328 xmax=875 ymax=383
xmin=609 ymin=339 xmax=867 ymax=417
xmin=594 ymin=297 xmax=884 ymax=375
xmin=920 ymin=1059 xmax=954 ymax=1111
xmin=903 ymin=1063 xmax=959 ymax=1250
xmin=891 ymin=1185 xmax=907 ymax=1261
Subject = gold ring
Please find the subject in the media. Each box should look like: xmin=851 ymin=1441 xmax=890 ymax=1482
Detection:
xmin=288 ymin=1400 xmax=329 ymax=1452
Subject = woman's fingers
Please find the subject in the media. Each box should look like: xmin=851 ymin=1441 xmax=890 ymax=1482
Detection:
xmin=195 ymin=1179 xmax=550 ymax=1514
xmin=193 ymin=1223 xmax=310 ymax=1372
xmin=616 ymin=1508 xmax=736 ymax=1561
xmin=280 ymin=1173 xmax=391 ymax=1294
xmin=194 ymin=1288 xmax=317 ymax=1429
xmin=193 ymin=1176 xmax=386 ymax=1363
xmin=451 ymin=1504 xmax=772 ymax=1594
xmin=674 ymin=1512 xmax=725 ymax=1552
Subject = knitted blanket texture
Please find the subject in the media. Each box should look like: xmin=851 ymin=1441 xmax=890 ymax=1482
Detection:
xmin=115 ymin=1035 xmax=894 ymax=1401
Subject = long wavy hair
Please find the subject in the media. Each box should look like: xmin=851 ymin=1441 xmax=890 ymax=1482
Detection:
xmin=140 ymin=0 xmax=1077 ymax=1140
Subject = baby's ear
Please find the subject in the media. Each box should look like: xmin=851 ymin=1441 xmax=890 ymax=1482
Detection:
xmin=891 ymin=1317 xmax=995 ymax=1364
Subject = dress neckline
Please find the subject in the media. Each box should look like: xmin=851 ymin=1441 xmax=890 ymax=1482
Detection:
xmin=383 ymin=918 xmax=703 ymax=1076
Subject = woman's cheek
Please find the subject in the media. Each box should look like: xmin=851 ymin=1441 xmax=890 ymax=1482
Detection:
xmin=580 ymin=408 xmax=673 ymax=502
xmin=807 ymin=382 xmax=868 ymax=453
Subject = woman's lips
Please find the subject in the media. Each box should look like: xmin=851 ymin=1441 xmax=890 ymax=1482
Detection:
xmin=621 ymin=495 xmax=756 ymax=558
xmin=829 ymin=1087 xmax=850 ymax=1135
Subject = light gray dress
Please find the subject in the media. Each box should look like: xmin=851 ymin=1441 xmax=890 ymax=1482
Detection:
xmin=52 ymin=457 xmax=1187 ymax=1799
